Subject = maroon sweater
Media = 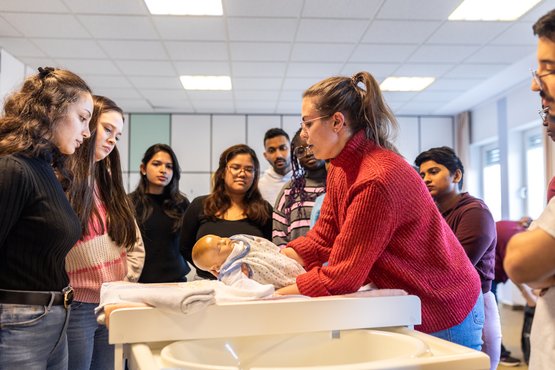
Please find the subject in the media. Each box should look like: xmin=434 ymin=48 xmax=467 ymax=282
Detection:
xmin=442 ymin=193 xmax=496 ymax=293
xmin=289 ymin=131 xmax=481 ymax=333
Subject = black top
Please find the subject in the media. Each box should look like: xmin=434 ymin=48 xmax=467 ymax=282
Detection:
xmin=180 ymin=195 xmax=273 ymax=279
xmin=0 ymin=155 xmax=81 ymax=291
xmin=133 ymin=193 xmax=190 ymax=283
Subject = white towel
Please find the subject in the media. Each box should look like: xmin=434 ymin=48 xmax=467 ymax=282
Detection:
xmin=95 ymin=280 xmax=216 ymax=320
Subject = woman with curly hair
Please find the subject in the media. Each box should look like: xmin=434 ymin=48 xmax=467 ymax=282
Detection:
xmin=180 ymin=144 xmax=272 ymax=279
xmin=0 ymin=67 xmax=92 ymax=369
xmin=272 ymin=128 xmax=327 ymax=247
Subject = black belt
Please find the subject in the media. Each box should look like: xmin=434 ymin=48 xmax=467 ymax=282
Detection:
xmin=0 ymin=286 xmax=74 ymax=308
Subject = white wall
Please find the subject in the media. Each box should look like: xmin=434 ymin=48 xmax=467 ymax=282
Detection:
xmin=0 ymin=49 xmax=26 ymax=105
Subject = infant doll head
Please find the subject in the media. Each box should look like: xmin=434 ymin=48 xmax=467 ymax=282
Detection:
xmin=192 ymin=234 xmax=235 ymax=277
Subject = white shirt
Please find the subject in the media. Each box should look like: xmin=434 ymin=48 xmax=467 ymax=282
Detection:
xmin=528 ymin=198 xmax=555 ymax=370
xmin=258 ymin=167 xmax=292 ymax=207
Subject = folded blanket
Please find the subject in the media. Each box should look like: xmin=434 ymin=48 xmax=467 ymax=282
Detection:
xmin=95 ymin=280 xmax=216 ymax=323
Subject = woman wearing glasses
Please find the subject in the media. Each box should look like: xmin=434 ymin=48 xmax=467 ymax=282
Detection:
xmin=181 ymin=144 xmax=272 ymax=279
xmin=272 ymin=128 xmax=327 ymax=247
xmin=277 ymin=72 xmax=484 ymax=351
xmin=129 ymin=144 xmax=190 ymax=283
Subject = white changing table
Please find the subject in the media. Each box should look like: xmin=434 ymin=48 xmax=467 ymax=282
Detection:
xmin=108 ymin=295 xmax=489 ymax=369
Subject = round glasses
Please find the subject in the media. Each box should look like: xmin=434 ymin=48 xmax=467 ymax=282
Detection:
xmin=227 ymin=164 xmax=255 ymax=176
xmin=293 ymin=145 xmax=312 ymax=159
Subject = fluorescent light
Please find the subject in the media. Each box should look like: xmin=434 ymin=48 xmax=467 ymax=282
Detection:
xmin=180 ymin=75 xmax=232 ymax=91
xmin=448 ymin=0 xmax=540 ymax=21
xmin=380 ymin=77 xmax=435 ymax=92
xmin=144 ymin=0 xmax=223 ymax=16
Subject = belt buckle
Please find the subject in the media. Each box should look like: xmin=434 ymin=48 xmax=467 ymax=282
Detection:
xmin=62 ymin=286 xmax=74 ymax=309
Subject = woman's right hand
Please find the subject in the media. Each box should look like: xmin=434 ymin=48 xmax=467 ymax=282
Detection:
xmin=281 ymin=247 xmax=305 ymax=266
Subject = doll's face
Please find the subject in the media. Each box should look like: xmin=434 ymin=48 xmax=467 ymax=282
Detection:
xmin=194 ymin=235 xmax=235 ymax=276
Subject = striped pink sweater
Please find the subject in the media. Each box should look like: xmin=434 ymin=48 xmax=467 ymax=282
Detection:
xmin=65 ymin=201 xmax=144 ymax=303
xmin=289 ymin=131 xmax=481 ymax=333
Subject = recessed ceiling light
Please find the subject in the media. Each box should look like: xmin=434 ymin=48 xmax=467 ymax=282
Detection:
xmin=144 ymin=0 xmax=223 ymax=16
xmin=448 ymin=0 xmax=540 ymax=21
xmin=380 ymin=77 xmax=435 ymax=92
xmin=180 ymin=75 xmax=232 ymax=91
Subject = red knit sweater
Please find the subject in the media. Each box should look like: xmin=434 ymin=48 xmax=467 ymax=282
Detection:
xmin=289 ymin=131 xmax=481 ymax=333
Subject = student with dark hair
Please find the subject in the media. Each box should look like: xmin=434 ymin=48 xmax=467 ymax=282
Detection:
xmin=415 ymin=146 xmax=499 ymax=370
xmin=181 ymin=144 xmax=272 ymax=279
xmin=273 ymin=128 xmax=327 ymax=247
xmin=258 ymin=127 xmax=292 ymax=205
xmin=278 ymin=72 xmax=483 ymax=351
xmin=0 ymin=67 xmax=92 ymax=369
xmin=129 ymin=144 xmax=190 ymax=283
xmin=65 ymin=95 xmax=144 ymax=370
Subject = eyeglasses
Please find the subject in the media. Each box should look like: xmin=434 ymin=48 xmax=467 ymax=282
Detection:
xmin=293 ymin=145 xmax=312 ymax=159
xmin=227 ymin=164 xmax=255 ymax=176
xmin=299 ymin=115 xmax=330 ymax=130
xmin=531 ymin=69 xmax=555 ymax=90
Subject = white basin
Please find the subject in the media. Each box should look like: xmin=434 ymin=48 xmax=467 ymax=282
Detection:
xmin=160 ymin=329 xmax=432 ymax=369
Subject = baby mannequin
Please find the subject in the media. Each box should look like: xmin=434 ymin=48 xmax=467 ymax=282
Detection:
xmin=192 ymin=234 xmax=305 ymax=289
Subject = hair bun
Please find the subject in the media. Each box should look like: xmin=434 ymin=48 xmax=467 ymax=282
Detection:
xmin=37 ymin=66 xmax=55 ymax=79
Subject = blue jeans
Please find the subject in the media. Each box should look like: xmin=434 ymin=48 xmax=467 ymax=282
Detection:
xmin=430 ymin=292 xmax=485 ymax=351
xmin=0 ymin=302 xmax=70 ymax=370
xmin=67 ymin=301 xmax=114 ymax=370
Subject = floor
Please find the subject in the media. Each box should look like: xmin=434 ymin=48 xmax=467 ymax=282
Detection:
xmin=498 ymin=304 xmax=528 ymax=369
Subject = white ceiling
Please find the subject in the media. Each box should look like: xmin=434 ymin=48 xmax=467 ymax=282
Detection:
xmin=1 ymin=0 xmax=554 ymax=115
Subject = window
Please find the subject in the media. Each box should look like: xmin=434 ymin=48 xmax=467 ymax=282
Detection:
xmin=482 ymin=145 xmax=502 ymax=221
xmin=523 ymin=129 xmax=545 ymax=219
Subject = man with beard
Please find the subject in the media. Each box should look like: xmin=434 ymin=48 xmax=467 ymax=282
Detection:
xmin=505 ymin=9 xmax=555 ymax=370
xmin=258 ymin=128 xmax=292 ymax=206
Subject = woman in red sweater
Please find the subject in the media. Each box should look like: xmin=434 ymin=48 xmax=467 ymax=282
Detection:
xmin=277 ymin=71 xmax=484 ymax=350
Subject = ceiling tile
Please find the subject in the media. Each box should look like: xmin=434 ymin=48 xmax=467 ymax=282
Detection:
xmin=117 ymin=98 xmax=153 ymax=112
xmin=376 ymin=0 xmax=461 ymax=20
xmin=232 ymin=62 xmax=286 ymax=77
xmin=0 ymin=16 xmax=22 ymax=36
xmin=228 ymin=18 xmax=297 ymax=42
xmin=465 ymin=45 xmax=535 ymax=64
xmin=491 ymin=22 xmax=537 ymax=45
xmin=232 ymin=77 xmax=283 ymax=90
xmin=175 ymin=61 xmax=230 ymax=75
xmin=82 ymin=75 xmax=133 ymax=89
xmin=1 ymin=13 xmax=89 ymax=38
xmin=166 ymin=41 xmax=228 ymax=61
xmin=128 ymin=76 xmax=183 ymax=90
xmin=286 ymin=62 xmax=343 ymax=78
xmin=78 ymin=15 xmax=158 ymax=40
xmin=234 ymin=90 xmax=280 ymax=100
xmin=19 ymin=57 xmax=57 ymax=69
xmin=351 ymin=44 xmax=417 ymax=63
xmin=93 ymin=87 xmax=143 ymax=100
xmin=394 ymin=63 xmax=455 ymax=77
xmin=427 ymin=21 xmax=512 ymax=45
xmin=341 ymin=63 xmax=398 ymax=78
xmin=291 ymin=43 xmax=355 ymax=62
xmin=282 ymin=78 xmax=320 ymax=90
xmin=297 ymin=19 xmax=368 ymax=43
xmin=444 ymin=64 xmax=511 ymax=79
xmin=66 ymin=0 xmax=148 ymax=15
xmin=140 ymin=89 xmax=189 ymax=102
xmin=55 ymin=58 xmax=120 ymax=75
xmin=230 ymin=42 xmax=291 ymax=62
xmin=99 ymin=40 xmax=168 ymax=60
xmin=362 ymin=20 xmax=441 ymax=44
xmin=425 ymin=78 xmax=484 ymax=92
xmin=224 ymin=0 xmax=302 ymax=17
xmin=408 ymin=45 xmax=479 ymax=63
xmin=115 ymin=60 xmax=176 ymax=76
xmin=410 ymin=91 xmax=460 ymax=102
xmin=303 ymin=0 xmax=382 ymax=19
xmin=0 ymin=0 xmax=67 ymax=12
xmin=0 ymin=37 xmax=44 ymax=56
xmin=34 ymin=39 xmax=107 ymax=59
xmin=153 ymin=16 xmax=226 ymax=41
